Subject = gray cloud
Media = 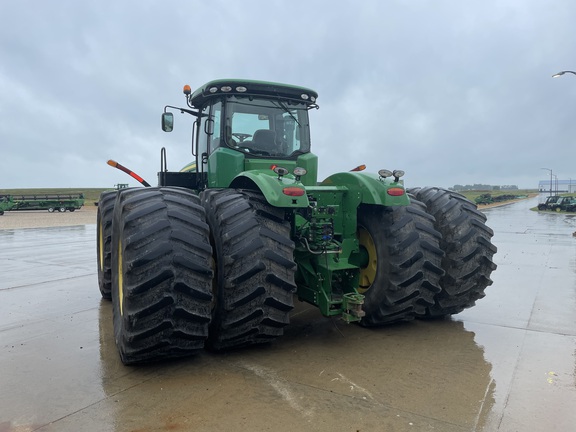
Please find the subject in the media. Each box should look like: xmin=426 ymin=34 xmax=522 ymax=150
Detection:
xmin=2 ymin=0 xmax=576 ymax=189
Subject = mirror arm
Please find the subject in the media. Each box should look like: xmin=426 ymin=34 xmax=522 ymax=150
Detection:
xmin=164 ymin=105 xmax=200 ymax=117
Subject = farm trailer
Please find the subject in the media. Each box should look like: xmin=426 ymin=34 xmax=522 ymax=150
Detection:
xmin=9 ymin=193 xmax=85 ymax=213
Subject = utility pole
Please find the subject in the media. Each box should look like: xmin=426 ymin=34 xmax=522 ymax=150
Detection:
xmin=542 ymin=168 xmax=553 ymax=196
xmin=552 ymin=71 xmax=576 ymax=195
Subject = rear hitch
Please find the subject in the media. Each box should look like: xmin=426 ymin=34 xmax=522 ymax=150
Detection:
xmin=341 ymin=293 xmax=365 ymax=323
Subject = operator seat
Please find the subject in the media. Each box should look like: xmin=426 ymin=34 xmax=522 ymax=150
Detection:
xmin=251 ymin=129 xmax=276 ymax=152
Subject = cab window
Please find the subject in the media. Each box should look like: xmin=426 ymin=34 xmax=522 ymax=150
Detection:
xmin=224 ymin=96 xmax=310 ymax=158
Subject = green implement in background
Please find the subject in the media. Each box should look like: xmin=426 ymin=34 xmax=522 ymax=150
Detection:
xmin=8 ymin=193 xmax=85 ymax=213
xmin=0 ymin=195 xmax=15 ymax=215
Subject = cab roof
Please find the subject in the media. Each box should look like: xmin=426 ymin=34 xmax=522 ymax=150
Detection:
xmin=188 ymin=79 xmax=318 ymax=108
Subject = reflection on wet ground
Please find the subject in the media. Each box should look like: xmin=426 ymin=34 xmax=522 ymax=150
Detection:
xmin=0 ymin=196 xmax=575 ymax=431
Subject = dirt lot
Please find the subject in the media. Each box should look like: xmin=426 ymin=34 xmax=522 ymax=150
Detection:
xmin=0 ymin=206 xmax=97 ymax=230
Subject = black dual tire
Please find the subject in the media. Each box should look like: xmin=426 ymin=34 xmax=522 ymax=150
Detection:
xmin=357 ymin=198 xmax=444 ymax=326
xmin=111 ymin=187 xmax=213 ymax=364
xmin=408 ymin=187 xmax=497 ymax=317
xmin=97 ymin=191 xmax=117 ymax=300
xmin=201 ymin=189 xmax=296 ymax=351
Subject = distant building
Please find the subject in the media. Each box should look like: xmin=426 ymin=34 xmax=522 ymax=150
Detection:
xmin=538 ymin=179 xmax=576 ymax=193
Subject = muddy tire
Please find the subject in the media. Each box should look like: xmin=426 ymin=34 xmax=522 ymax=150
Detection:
xmin=201 ymin=189 xmax=296 ymax=351
xmin=408 ymin=187 xmax=497 ymax=317
xmin=111 ymin=187 xmax=213 ymax=364
xmin=357 ymin=198 xmax=444 ymax=326
xmin=97 ymin=191 xmax=117 ymax=300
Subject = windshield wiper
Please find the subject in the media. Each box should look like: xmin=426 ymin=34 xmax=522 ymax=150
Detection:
xmin=271 ymin=100 xmax=301 ymax=127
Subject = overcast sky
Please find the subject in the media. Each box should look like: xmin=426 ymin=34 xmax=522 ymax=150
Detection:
xmin=2 ymin=0 xmax=576 ymax=190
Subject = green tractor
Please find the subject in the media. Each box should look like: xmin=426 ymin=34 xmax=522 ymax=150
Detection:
xmin=474 ymin=193 xmax=494 ymax=205
xmin=97 ymin=79 xmax=497 ymax=364
xmin=0 ymin=195 xmax=15 ymax=215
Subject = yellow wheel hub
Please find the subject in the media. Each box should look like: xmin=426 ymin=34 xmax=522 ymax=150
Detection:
xmin=98 ymin=222 xmax=104 ymax=272
xmin=357 ymin=226 xmax=377 ymax=294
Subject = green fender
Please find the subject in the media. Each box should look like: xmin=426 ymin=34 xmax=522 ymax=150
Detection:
xmin=230 ymin=170 xmax=310 ymax=208
xmin=320 ymin=171 xmax=410 ymax=206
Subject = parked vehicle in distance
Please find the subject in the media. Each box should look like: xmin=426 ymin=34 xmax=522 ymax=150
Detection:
xmin=9 ymin=193 xmax=85 ymax=213
xmin=0 ymin=195 xmax=15 ymax=215
xmin=537 ymin=195 xmax=576 ymax=212
xmin=538 ymin=195 xmax=561 ymax=211
xmin=558 ymin=197 xmax=576 ymax=212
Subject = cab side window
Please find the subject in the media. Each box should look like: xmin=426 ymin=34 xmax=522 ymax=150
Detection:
xmin=211 ymin=102 xmax=222 ymax=151
xmin=197 ymin=105 xmax=210 ymax=162
xmin=197 ymin=101 xmax=223 ymax=167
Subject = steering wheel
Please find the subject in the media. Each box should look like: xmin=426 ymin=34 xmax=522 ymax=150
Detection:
xmin=232 ymin=133 xmax=252 ymax=143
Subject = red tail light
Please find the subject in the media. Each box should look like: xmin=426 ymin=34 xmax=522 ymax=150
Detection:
xmin=387 ymin=188 xmax=405 ymax=196
xmin=283 ymin=187 xmax=305 ymax=196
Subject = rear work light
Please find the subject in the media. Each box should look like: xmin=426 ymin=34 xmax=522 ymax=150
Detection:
xmin=387 ymin=188 xmax=405 ymax=196
xmin=283 ymin=187 xmax=305 ymax=196
xmin=273 ymin=166 xmax=289 ymax=176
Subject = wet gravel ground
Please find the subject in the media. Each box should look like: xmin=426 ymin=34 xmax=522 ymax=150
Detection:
xmin=0 ymin=207 xmax=96 ymax=230
xmin=1 ymin=196 xmax=575 ymax=431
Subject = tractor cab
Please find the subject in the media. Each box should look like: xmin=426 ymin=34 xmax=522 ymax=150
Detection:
xmin=160 ymin=79 xmax=320 ymax=190
xmin=204 ymin=94 xmax=311 ymax=159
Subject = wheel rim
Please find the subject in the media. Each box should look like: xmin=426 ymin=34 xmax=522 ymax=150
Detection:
xmin=98 ymin=221 xmax=104 ymax=272
xmin=357 ymin=226 xmax=377 ymax=294
xmin=117 ymin=240 xmax=124 ymax=316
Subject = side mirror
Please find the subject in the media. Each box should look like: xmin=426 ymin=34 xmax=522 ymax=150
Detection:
xmin=161 ymin=112 xmax=174 ymax=132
